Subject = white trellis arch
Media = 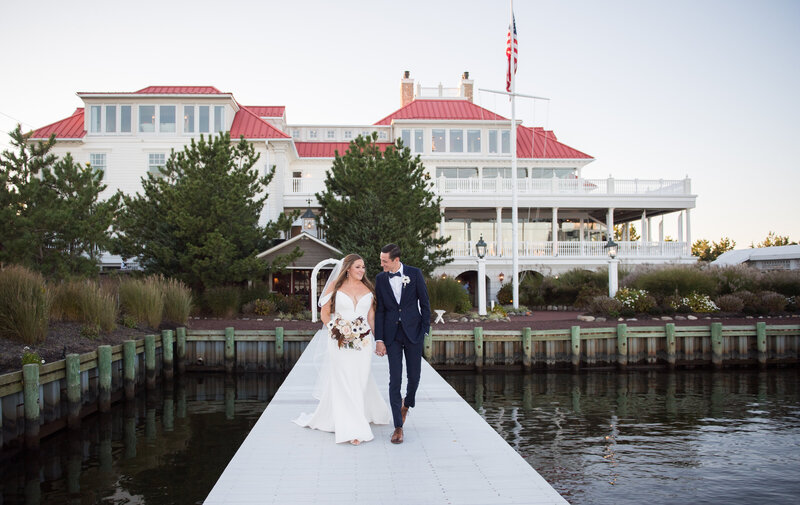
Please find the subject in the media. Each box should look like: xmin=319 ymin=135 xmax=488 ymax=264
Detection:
xmin=311 ymin=258 xmax=340 ymax=322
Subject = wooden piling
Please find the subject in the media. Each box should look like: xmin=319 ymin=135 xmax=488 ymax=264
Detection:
xmin=423 ymin=330 xmax=433 ymax=361
xmin=570 ymin=326 xmax=581 ymax=369
xmin=756 ymin=321 xmax=767 ymax=366
xmin=66 ymin=353 xmax=81 ymax=428
xmin=176 ymin=326 xmax=187 ymax=374
xmin=97 ymin=345 xmax=112 ymax=412
xmin=711 ymin=322 xmax=723 ymax=368
xmin=665 ymin=323 xmax=676 ymax=367
xmin=275 ymin=327 xmax=284 ymax=371
xmin=162 ymin=329 xmax=174 ymax=380
xmin=225 ymin=327 xmax=235 ymax=374
xmin=522 ymin=327 xmax=532 ymax=370
xmin=145 ymin=334 xmax=156 ymax=389
xmin=23 ymin=363 xmax=40 ymax=447
xmin=474 ymin=327 xmax=484 ymax=372
xmin=123 ymin=340 xmax=136 ymax=399
xmin=616 ymin=324 xmax=628 ymax=368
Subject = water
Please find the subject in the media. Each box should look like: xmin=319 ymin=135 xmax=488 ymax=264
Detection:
xmin=440 ymin=368 xmax=800 ymax=505
xmin=2 ymin=369 xmax=799 ymax=504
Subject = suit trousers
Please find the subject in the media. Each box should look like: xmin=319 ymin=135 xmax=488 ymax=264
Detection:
xmin=387 ymin=323 xmax=423 ymax=428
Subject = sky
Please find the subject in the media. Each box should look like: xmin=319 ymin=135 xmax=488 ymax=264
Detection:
xmin=1 ymin=0 xmax=798 ymax=247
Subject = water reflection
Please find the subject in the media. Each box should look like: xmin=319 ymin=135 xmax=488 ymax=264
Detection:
xmin=441 ymin=368 xmax=800 ymax=505
xmin=0 ymin=373 xmax=285 ymax=505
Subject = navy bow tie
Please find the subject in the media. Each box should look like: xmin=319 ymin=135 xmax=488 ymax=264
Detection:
xmin=388 ymin=271 xmax=402 ymax=278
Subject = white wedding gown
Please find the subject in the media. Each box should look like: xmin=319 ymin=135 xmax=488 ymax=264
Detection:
xmin=293 ymin=292 xmax=392 ymax=443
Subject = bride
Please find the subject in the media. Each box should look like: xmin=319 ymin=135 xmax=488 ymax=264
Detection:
xmin=293 ymin=254 xmax=392 ymax=444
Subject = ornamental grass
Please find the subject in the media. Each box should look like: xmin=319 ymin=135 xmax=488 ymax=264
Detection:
xmin=161 ymin=276 xmax=193 ymax=324
xmin=426 ymin=277 xmax=472 ymax=314
xmin=0 ymin=265 xmax=52 ymax=344
xmin=51 ymin=279 xmax=118 ymax=332
xmin=119 ymin=276 xmax=165 ymax=328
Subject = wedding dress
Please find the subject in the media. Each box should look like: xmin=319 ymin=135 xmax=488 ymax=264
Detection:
xmin=294 ymin=291 xmax=392 ymax=443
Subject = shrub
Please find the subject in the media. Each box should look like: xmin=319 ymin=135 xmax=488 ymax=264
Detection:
xmin=120 ymin=314 xmax=138 ymax=328
xmin=241 ymin=282 xmax=272 ymax=306
xmin=711 ymin=265 xmax=762 ymax=295
xmin=625 ymin=265 xmax=716 ymax=299
xmin=254 ymin=298 xmax=277 ymax=316
xmin=614 ymin=288 xmax=656 ymax=313
xmin=715 ymin=294 xmax=744 ymax=313
xmin=647 ymin=305 xmax=663 ymax=316
xmin=202 ymin=286 xmax=241 ymax=318
xmin=162 ymin=277 xmax=193 ymax=324
xmin=685 ymin=292 xmax=719 ymax=313
xmin=0 ymin=266 xmax=52 ymax=344
xmin=51 ymin=279 xmax=117 ymax=333
xmin=787 ymin=296 xmax=798 ymax=313
xmin=588 ymin=296 xmax=623 ymax=317
xmin=80 ymin=323 xmax=100 ymax=339
xmin=119 ymin=276 xmax=165 ymax=328
xmin=760 ymin=270 xmax=800 ymax=297
xmin=21 ymin=346 xmax=45 ymax=366
xmin=761 ymin=291 xmax=787 ymax=313
xmin=491 ymin=304 xmax=508 ymax=317
xmin=736 ymin=290 xmax=761 ymax=314
xmin=426 ymin=277 xmax=472 ymax=314
xmin=497 ymin=282 xmax=513 ymax=305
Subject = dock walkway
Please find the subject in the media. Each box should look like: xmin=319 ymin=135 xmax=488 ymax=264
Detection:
xmin=205 ymin=345 xmax=568 ymax=505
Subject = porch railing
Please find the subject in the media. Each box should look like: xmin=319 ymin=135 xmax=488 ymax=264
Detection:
xmin=448 ymin=240 xmax=690 ymax=258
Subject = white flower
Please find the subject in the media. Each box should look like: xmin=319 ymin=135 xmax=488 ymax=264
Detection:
xmin=41 ymin=359 xmax=45 ymax=364
xmin=326 ymin=320 xmax=335 ymax=330
xmin=401 ymin=275 xmax=411 ymax=286
xmin=340 ymin=325 xmax=352 ymax=336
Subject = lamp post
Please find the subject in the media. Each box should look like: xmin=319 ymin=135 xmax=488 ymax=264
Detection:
xmin=605 ymin=238 xmax=619 ymax=297
xmin=476 ymin=235 xmax=487 ymax=315
xmin=301 ymin=199 xmax=315 ymax=236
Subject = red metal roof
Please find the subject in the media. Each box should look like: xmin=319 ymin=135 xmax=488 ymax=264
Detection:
xmin=135 ymin=86 xmax=224 ymax=94
xmin=245 ymin=106 xmax=286 ymax=117
xmin=229 ymin=106 xmax=290 ymax=139
xmin=374 ymin=99 xmax=508 ymax=125
xmin=517 ymin=126 xmax=592 ymax=159
xmin=29 ymin=108 xmax=85 ymax=139
xmin=295 ymin=142 xmax=394 ymax=158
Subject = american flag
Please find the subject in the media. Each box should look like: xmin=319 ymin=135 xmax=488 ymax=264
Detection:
xmin=506 ymin=14 xmax=518 ymax=92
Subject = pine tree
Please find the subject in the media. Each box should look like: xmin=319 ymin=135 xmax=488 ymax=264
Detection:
xmin=114 ymin=133 xmax=299 ymax=291
xmin=1 ymin=126 xmax=118 ymax=276
xmin=316 ymin=134 xmax=451 ymax=278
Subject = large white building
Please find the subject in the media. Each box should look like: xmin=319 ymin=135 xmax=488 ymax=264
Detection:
xmin=30 ymin=72 xmax=697 ymax=304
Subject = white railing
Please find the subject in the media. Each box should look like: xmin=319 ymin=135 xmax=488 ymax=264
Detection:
xmin=290 ymin=177 xmax=325 ymax=195
xmin=433 ymin=177 xmax=690 ymax=196
xmin=448 ymin=240 xmax=689 ymax=258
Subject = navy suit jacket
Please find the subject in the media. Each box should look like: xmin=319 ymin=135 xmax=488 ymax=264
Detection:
xmin=374 ymin=265 xmax=431 ymax=347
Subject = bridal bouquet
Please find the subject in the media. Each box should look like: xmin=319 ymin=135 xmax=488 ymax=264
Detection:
xmin=327 ymin=314 xmax=372 ymax=349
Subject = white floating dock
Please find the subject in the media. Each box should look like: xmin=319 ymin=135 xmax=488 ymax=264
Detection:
xmin=205 ymin=346 xmax=568 ymax=505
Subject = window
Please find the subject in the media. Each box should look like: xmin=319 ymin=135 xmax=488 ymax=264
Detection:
xmin=105 ymin=106 xmax=116 ymax=133
xmin=120 ymin=106 xmax=131 ymax=133
xmin=501 ymin=130 xmax=511 ymax=154
xmin=414 ymin=129 xmax=423 ymax=153
xmin=467 ymin=130 xmax=481 ymax=153
xmin=309 ymin=130 xmax=318 ymax=139
xmin=292 ymin=129 xmax=300 ymax=138
xmin=432 ymin=129 xmax=446 ymax=152
xmin=139 ymin=105 xmax=155 ymax=133
xmin=160 ymin=105 xmax=176 ymax=133
xmin=483 ymin=167 xmax=528 ymax=178
xmin=89 ymin=153 xmax=106 ymax=172
xmin=435 ymin=167 xmax=478 ymax=178
xmin=450 ymin=129 xmax=463 ymax=152
xmin=344 ymin=130 xmax=352 ymax=139
xmin=148 ymin=153 xmax=166 ymax=176
xmin=292 ymin=171 xmax=302 ymax=178
xmin=379 ymin=131 xmax=387 ymax=140
xmin=327 ymin=130 xmax=335 ymax=139
xmin=184 ymin=106 xmax=195 ymax=133
xmin=532 ymin=168 xmax=574 ymax=179
xmin=90 ymin=106 xmax=101 ymax=133
xmin=214 ymin=106 xmax=225 ymax=132
xmin=488 ymin=130 xmax=498 ymax=153
xmin=361 ymin=130 xmax=370 ymax=138
xmin=199 ymin=106 xmax=210 ymax=133
xmin=401 ymin=129 xmax=411 ymax=148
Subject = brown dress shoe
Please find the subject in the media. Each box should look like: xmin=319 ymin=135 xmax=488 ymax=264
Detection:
xmin=401 ymin=404 xmax=409 ymax=425
xmin=391 ymin=427 xmax=404 ymax=444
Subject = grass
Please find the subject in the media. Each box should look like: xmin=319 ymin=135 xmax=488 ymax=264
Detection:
xmin=119 ymin=276 xmax=165 ymax=328
xmin=51 ymin=279 xmax=118 ymax=332
xmin=426 ymin=277 xmax=471 ymax=314
xmin=0 ymin=265 xmax=52 ymax=344
xmin=162 ymin=276 xmax=193 ymax=324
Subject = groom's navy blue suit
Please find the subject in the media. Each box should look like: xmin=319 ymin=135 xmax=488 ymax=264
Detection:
xmin=375 ymin=264 xmax=431 ymax=428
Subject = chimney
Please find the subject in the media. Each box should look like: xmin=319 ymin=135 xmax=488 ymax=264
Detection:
xmin=401 ymin=70 xmax=414 ymax=107
xmin=460 ymin=71 xmax=473 ymax=103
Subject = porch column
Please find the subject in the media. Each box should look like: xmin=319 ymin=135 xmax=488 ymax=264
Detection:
xmin=579 ymin=218 xmax=585 ymax=255
xmin=641 ymin=210 xmax=647 ymax=244
xmin=496 ymin=207 xmax=503 ymax=257
xmin=624 ymin=223 xmax=630 ymax=242
xmin=440 ymin=207 xmax=446 ymax=239
xmin=607 ymin=208 xmax=615 ymax=241
xmin=647 ymin=216 xmax=653 ymax=242
xmin=678 ymin=211 xmax=684 ymax=243
xmin=552 ymin=207 xmax=559 ymax=256
xmin=685 ymin=209 xmax=692 ymax=254
xmin=659 ymin=217 xmax=665 ymax=255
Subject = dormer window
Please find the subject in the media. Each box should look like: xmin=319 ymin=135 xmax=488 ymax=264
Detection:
xmin=105 ymin=106 xmax=116 ymax=133
xmin=184 ymin=106 xmax=195 ymax=133
xmin=199 ymin=106 xmax=210 ymax=133
xmin=327 ymin=130 xmax=335 ymax=139
xmin=139 ymin=105 xmax=155 ymax=133
xmin=310 ymin=130 xmax=318 ymax=139
xmin=292 ymin=129 xmax=300 ymax=138
xmin=214 ymin=106 xmax=225 ymax=133
xmin=160 ymin=106 xmax=176 ymax=133
xmin=344 ymin=130 xmax=352 ymax=139
xmin=90 ymin=106 xmax=102 ymax=133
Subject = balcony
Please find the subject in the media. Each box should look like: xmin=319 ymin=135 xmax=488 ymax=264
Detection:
xmin=448 ymin=240 xmax=690 ymax=259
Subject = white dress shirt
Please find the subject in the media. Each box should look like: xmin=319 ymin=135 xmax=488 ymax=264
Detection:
xmin=389 ymin=263 xmax=404 ymax=304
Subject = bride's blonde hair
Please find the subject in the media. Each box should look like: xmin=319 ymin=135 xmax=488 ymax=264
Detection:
xmin=329 ymin=254 xmax=375 ymax=314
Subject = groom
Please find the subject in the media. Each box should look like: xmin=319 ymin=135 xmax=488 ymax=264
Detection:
xmin=374 ymin=244 xmax=431 ymax=444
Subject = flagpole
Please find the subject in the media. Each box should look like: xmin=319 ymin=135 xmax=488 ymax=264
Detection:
xmin=510 ymin=0 xmax=519 ymax=309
